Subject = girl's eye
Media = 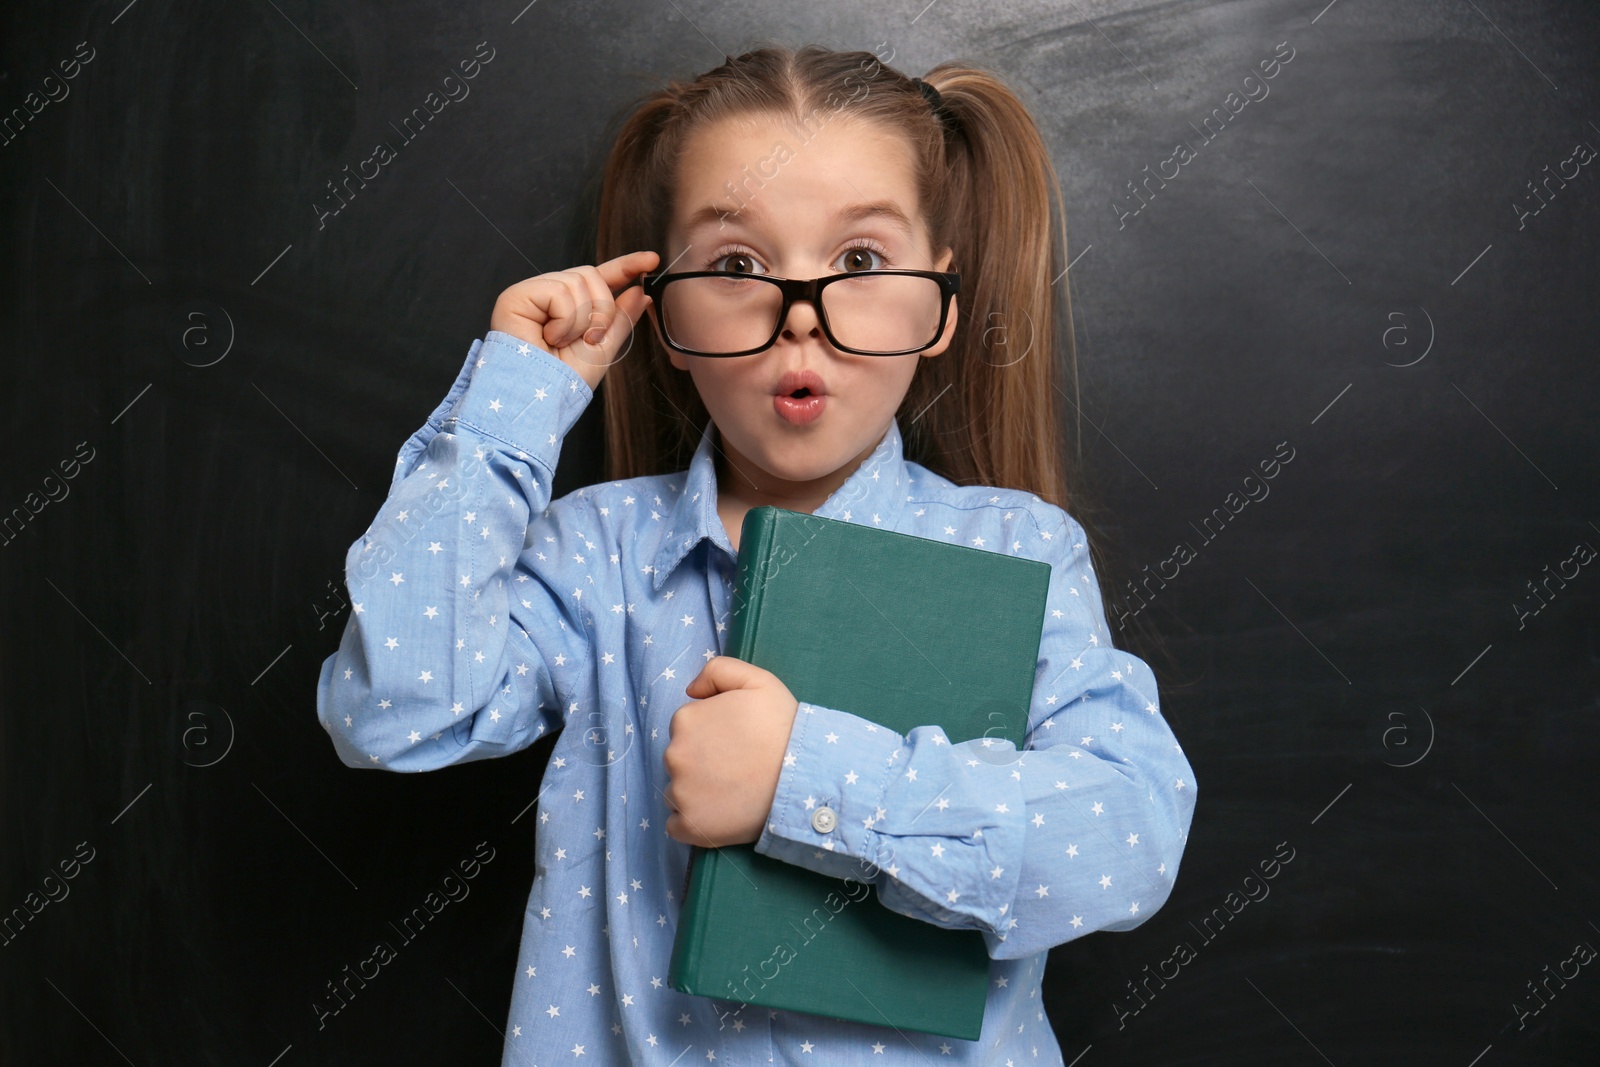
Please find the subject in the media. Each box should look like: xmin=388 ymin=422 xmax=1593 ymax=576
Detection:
xmin=706 ymin=248 xmax=767 ymax=275
xmin=836 ymin=241 xmax=892 ymax=272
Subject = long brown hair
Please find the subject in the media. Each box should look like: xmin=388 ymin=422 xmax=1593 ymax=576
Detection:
xmin=590 ymin=42 xmax=1083 ymax=515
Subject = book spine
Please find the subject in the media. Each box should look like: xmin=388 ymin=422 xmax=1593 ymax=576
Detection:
xmin=724 ymin=506 xmax=775 ymax=661
xmin=668 ymin=508 xmax=776 ymax=993
xmin=668 ymin=844 xmax=713 ymax=990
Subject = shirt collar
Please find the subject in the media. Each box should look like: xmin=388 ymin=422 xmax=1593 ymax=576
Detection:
xmin=649 ymin=415 xmax=912 ymax=592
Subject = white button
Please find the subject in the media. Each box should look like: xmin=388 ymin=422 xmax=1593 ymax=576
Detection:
xmin=811 ymin=806 xmax=837 ymax=833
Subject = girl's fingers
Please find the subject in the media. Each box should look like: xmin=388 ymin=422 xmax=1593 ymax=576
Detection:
xmin=576 ymin=261 xmax=657 ymax=364
xmin=486 ymin=251 xmax=660 ymax=381
xmin=570 ymin=265 xmax=617 ymax=347
xmin=595 ymin=249 xmax=661 ymax=293
xmin=520 ymin=271 xmax=583 ymax=350
xmin=545 ymin=281 xmax=587 ymax=350
xmin=590 ymin=252 xmax=660 ymax=349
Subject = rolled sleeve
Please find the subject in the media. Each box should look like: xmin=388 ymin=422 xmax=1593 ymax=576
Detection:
xmin=753 ymin=700 xmax=902 ymax=885
xmin=753 ymin=698 xmax=1029 ymax=939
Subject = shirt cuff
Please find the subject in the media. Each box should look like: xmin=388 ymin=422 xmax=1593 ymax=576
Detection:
xmin=443 ymin=330 xmax=594 ymax=478
xmin=754 ymin=700 xmax=905 ymax=884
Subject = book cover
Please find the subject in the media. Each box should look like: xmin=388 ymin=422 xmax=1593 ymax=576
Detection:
xmin=667 ymin=505 xmax=1051 ymax=1040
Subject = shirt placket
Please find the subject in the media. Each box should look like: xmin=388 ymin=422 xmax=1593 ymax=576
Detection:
xmin=707 ymin=544 xmax=737 ymax=654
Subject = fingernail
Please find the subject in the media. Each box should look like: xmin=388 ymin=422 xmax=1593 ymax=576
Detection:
xmin=584 ymin=327 xmax=605 ymax=344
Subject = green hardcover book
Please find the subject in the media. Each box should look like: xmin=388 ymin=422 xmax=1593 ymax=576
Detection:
xmin=667 ymin=505 xmax=1051 ymax=1040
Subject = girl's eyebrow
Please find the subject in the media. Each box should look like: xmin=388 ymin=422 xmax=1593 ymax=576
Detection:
xmin=683 ymin=199 xmax=917 ymax=243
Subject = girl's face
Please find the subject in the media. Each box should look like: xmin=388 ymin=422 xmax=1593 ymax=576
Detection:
xmin=662 ymin=112 xmax=957 ymax=510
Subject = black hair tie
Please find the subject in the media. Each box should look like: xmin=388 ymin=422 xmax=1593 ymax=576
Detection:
xmin=910 ymin=76 xmax=956 ymax=133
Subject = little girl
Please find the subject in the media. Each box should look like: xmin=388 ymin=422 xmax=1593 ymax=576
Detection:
xmin=317 ymin=44 xmax=1196 ymax=1065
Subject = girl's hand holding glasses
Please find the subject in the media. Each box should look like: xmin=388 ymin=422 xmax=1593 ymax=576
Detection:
xmin=488 ymin=249 xmax=659 ymax=392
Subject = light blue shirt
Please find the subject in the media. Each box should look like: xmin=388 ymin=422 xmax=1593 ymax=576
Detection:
xmin=316 ymin=330 xmax=1198 ymax=1065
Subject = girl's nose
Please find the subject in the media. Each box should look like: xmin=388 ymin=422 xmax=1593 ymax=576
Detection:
xmin=777 ymin=295 xmax=825 ymax=346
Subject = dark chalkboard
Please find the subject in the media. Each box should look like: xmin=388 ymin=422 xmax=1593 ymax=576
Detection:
xmin=2 ymin=1 xmax=1597 ymax=1063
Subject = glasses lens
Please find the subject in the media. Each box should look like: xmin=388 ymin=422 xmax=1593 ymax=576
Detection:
xmin=659 ymin=275 xmax=785 ymax=355
xmin=821 ymin=273 xmax=944 ymax=354
xmin=658 ymin=273 xmax=944 ymax=355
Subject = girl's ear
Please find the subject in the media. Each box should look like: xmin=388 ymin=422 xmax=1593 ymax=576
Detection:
xmin=923 ymin=292 xmax=958 ymax=359
xmin=923 ymin=246 xmax=958 ymax=359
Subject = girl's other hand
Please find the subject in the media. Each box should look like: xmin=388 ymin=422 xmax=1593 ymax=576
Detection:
xmin=663 ymin=656 xmax=800 ymax=848
xmin=488 ymin=249 xmax=659 ymax=392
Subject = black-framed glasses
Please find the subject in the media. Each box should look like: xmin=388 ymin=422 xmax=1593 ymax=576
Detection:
xmin=629 ymin=269 xmax=961 ymax=357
